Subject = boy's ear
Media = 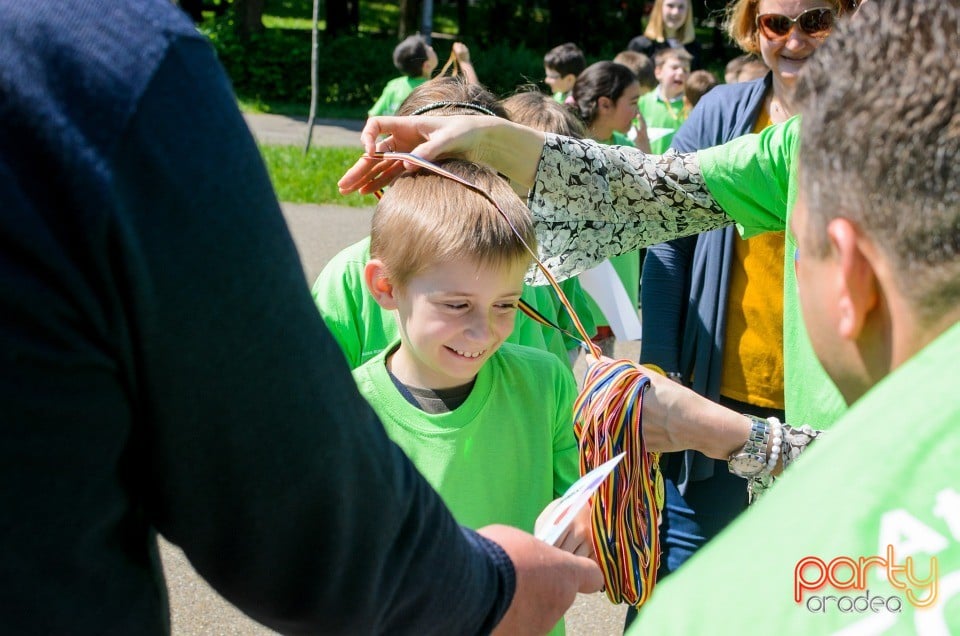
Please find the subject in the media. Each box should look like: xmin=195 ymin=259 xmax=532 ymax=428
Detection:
xmin=828 ymin=218 xmax=878 ymax=341
xmin=364 ymin=259 xmax=399 ymax=310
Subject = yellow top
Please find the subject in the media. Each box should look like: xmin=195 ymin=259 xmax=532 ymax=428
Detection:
xmin=718 ymin=108 xmax=785 ymax=409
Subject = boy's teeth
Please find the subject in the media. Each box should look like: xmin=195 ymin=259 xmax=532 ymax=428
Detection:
xmin=454 ymin=348 xmax=483 ymax=358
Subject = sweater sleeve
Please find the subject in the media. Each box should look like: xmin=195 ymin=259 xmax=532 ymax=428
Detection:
xmin=113 ymin=36 xmax=513 ymax=634
xmin=525 ymin=134 xmax=731 ymax=285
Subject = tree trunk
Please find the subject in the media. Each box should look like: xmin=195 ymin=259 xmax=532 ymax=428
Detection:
xmin=305 ymin=0 xmax=320 ymax=154
xmin=234 ymin=0 xmax=265 ymax=40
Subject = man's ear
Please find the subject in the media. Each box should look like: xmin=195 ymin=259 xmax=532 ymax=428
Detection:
xmin=828 ymin=218 xmax=879 ymax=340
xmin=364 ymin=259 xmax=398 ymax=310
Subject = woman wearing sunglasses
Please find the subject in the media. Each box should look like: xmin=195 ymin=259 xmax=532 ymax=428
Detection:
xmin=635 ymin=0 xmax=858 ymax=609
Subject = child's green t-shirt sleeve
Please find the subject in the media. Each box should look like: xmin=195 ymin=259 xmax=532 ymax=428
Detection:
xmin=368 ymin=90 xmax=390 ymax=117
xmin=311 ymin=272 xmax=362 ymax=368
xmin=552 ymin=368 xmax=581 ymax=497
xmin=696 ymin=115 xmax=800 ymax=237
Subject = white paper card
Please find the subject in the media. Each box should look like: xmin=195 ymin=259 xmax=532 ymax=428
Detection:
xmin=579 ymin=260 xmax=643 ymax=341
xmin=534 ymin=453 xmax=625 ymax=546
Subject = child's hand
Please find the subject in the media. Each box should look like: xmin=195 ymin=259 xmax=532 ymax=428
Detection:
xmin=452 ymin=42 xmax=471 ymax=64
xmin=552 ymin=501 xmax=596 ymax=561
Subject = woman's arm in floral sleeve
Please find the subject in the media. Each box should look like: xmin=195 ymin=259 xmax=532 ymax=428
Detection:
xmin=526 ymin=134 xmax=731 ymax=284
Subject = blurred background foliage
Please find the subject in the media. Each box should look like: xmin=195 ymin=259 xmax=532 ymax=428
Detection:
xmin=186 ymin=0 xmax=734 ymax=118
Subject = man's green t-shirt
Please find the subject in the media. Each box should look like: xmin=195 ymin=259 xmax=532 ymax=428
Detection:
xmin=697 ymin=117 xmax=847 ymax=428
xmin=629 ymin=322 xmax=960 ymax=633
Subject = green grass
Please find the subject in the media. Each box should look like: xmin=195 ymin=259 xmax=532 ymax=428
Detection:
xmin=259 ymin=144 xmax=375 ymax=207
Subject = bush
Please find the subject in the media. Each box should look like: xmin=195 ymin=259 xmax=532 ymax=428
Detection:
xmin=202 ymin=16 xmax=396 ymax=115
xmin=202 ymin=16 xmax=551 ymax=116
xmin=469 ymin=41 xmax=544 ymax=99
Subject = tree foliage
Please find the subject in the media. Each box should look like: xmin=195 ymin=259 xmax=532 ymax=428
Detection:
xmin=198 ymin=0 xmax=734 ymax=115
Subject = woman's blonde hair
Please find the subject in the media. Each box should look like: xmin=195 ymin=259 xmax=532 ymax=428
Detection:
xmin=725 ymin=0 xmax=857 ymax=55
xmin=644 ymin=0 xmax=696 ymax=44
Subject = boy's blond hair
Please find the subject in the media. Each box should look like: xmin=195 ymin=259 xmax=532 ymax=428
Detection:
xmin=653 ymin=47 xmax=693 ymax=69
xmin=370 ymin=160 xmax=536 ymax=289
xmin=683 ymin=69 xmax=718 ymax=111
xmin=613 ymin=50 xmax=657 ymax=92
xmin=501 ymin=89 xmax=585 ymax=138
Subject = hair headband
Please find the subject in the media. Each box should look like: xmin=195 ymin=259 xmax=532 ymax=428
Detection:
xmin=410 ymin=101 xmax=496 ymax=116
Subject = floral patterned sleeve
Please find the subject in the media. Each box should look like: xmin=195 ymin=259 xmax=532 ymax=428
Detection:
xmin=526 ymin=133 xmax=732 ymax=284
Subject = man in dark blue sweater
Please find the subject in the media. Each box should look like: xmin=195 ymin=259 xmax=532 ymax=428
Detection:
xmin=0 ymin=1 xmax=601 ymax=633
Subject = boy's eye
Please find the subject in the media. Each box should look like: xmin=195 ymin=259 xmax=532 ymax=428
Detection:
xmin=496 ymin=302 xmax=519 ymax=310
xmin=443 ymin=302 xmax=467 ymax=310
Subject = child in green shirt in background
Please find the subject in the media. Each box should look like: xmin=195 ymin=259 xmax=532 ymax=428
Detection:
xmin=368 ymin=35 xmax=437 ymax=117
xmin=638 ymin=47 xmax=691 ymax=152
xmin=543 ymin=42 xmax=585 ymax=105
xmin=569 ymin=61 xmax=644 ymax=357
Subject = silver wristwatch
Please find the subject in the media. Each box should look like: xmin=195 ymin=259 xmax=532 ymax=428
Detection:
xmin=727 ymin=415 xmax=770 ymax=478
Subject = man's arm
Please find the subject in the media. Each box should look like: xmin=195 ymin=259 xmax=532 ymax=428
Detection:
xmin=115 ymin=36 xmax=513 ymax=634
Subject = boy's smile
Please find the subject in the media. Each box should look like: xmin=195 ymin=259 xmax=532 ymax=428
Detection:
xmin=388 ymin=257 xmax=528 ymax=390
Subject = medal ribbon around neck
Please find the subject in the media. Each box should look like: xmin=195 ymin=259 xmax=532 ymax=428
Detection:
xmin=368 ymin=151 xmax=664 ymax=608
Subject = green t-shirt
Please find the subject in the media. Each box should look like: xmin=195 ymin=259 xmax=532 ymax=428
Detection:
xmin=311 ymin=237 xmax=593 ymax=369
xmin=698 ymin=117 xmax=846 ymax=428
xmin=354 ymin=341 xmax=580 ymax=636
xmin=353 ymin=341 xmax=580 ymax=531
xmin=368 ymin=76 xmax=427 ymax=117
xmin=638 ymin=89 xmax=686 ymax=154
xmin=629 ymin=321 xmax=960 ymax=633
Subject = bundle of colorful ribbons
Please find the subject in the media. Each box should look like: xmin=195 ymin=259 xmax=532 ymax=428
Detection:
xmin=370 ymin=152 xmax=664 ymax=608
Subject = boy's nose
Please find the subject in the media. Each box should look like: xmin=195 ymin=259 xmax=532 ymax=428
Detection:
xmin=465 ymin=311 xmax=493 ymax=340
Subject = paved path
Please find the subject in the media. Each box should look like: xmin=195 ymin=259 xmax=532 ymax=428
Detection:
xmin=243 ymin=112 xmax=363 ymax=148
xmin=160 ymin=115 xmax=632 ymax=635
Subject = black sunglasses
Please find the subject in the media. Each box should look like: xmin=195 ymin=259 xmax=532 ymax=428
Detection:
xmin=756 ymin=7 xmax=835 ymax=40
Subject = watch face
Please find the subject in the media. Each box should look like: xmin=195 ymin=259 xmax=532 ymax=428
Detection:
xmin=729 ymin=455 xmax=765 ymax=477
